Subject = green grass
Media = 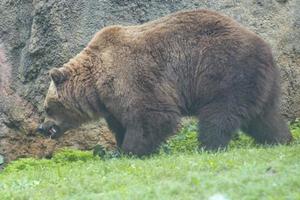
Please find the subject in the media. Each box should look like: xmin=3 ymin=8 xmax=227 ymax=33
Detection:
xmin=1 ymin=119 xmax=300 ymax=200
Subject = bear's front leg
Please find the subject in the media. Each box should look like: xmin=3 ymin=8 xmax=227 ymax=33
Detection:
xmin=121 ymin=111 xmax=180 ymax=156
xmin=105 ymin=114 xmax=125 ymax=148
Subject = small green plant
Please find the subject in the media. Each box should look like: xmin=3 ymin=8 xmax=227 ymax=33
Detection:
xmin=3 ymin=149 xmax=96 ymax=174
xmin=52 ymin=148 xmax=96 ymax=163
xmin=93 ymin=144 xmax=121 ymax=159
xmin=3 ymin=158 xmax=52 ymax=174
xmin=229 ymin=132 xmax=256 ymax=149
xmin=290 ymin=118 xmax=300 ymax=142
xmin=160 ymin=119 xmax=198 ymax=154
xmin=160 ymin=118 xmax=257 ymax=154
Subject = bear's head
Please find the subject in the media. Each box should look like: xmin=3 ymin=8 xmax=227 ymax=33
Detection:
xmin=38 ymin=66 xmax=104 ymax=138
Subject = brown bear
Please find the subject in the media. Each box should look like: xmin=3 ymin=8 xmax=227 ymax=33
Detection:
xmin=39 ymin=9 xmax=292 ymax=156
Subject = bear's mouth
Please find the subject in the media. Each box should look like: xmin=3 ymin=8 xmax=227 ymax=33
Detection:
xmin=48 ymin=126 xmax=58 ymax=138
xmin=37 ymin=121 xmax=61 ymax=139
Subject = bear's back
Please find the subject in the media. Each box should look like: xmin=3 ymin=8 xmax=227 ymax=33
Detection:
xmin=88 ymin=9 xmax=254 ymax=49
xmin=87 ymin=9 xmax=274 ymax=114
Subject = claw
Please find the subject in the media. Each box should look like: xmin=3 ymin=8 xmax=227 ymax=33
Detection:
xmin=49 ymin=127 xmax=57 ymax=139
xmin=50 ymin=127 xmax=57 ymax=134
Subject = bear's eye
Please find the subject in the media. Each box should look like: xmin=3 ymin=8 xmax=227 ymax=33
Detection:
xmin=45 ymin=107 xmax=52 ymax=115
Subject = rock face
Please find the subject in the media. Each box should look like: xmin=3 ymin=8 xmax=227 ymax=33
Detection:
xmin=0 ymin=0 xmax=299 ymax=163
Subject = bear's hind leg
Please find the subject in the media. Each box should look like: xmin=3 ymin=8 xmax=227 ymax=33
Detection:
xmin=121 ymin=111 xmax=180 ymax=156
xmin=242 ymin=108 xmax=292 ymax=145
xmin=197 ymin=101 xmax=241 ymax=151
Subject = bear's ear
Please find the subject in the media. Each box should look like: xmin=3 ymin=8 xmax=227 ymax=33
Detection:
xmin=49 ymin=68 xmax=67 ymax=85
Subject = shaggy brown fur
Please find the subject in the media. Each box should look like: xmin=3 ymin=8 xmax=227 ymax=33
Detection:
xmin=40 ymin=9 xmax=292 ymax=155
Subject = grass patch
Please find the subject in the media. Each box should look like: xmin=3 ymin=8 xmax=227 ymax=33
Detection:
xmin=1 ymin=119 xmax=300 ymax=200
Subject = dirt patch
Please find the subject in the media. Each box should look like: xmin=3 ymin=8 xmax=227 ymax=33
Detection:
xmin=0 ymin=121 xmax=116 ymax=164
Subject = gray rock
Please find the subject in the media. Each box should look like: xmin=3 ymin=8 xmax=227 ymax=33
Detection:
xmin=0 ymin=0 xmax=299 ymax=162
xmin=0 ymin=154 xmax=4 ymax=165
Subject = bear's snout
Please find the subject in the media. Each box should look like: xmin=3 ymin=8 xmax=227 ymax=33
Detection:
xmin=38 ymin=120 xmax=61 ymax=139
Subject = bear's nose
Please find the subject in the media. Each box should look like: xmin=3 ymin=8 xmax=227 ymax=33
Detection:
xmin=37 ymin=124 xmax=45 ymax=133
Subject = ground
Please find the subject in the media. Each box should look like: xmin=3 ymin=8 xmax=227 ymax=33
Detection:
xmin=0 ymin=119 xmax=300 ymax=200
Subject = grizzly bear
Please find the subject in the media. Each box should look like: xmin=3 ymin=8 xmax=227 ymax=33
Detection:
xmin=39 ymin=9 xmax=292 ymax=156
